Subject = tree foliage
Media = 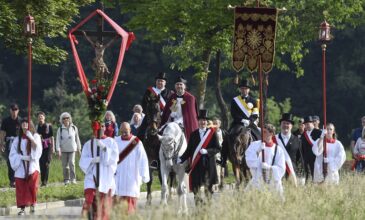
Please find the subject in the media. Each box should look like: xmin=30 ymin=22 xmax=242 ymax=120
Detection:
xmin=0 ymin=0 xmax=93 ymax=65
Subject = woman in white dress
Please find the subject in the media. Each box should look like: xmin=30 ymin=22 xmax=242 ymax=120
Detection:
xmin=312 ymin=123 xmax=346 ymax=184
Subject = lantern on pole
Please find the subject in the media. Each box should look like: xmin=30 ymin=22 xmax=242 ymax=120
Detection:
xmin=318 ymin=20 xmax=332 ymax=178
xmin=23 ymin=14 xmax=36 ymax=127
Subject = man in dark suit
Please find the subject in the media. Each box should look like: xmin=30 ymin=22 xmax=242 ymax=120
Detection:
xmin=275 ymin=113 xmax=304 ymax=181
xmin=301 ymin=116 xmax=321 ymax=182
xmin=178 ymin=109 xmax=220 ymax=206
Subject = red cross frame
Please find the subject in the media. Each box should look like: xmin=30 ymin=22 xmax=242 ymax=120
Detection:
xmin=68 ymin=9 xmax=135 ymax=134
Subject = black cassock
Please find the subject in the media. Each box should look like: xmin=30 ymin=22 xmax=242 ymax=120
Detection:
xmin=180 ymin=129 xmax=220 ymax=191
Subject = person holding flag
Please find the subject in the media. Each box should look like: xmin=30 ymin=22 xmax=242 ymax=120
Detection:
xmin=273 ymin=113 xmax=305 ymax=186
xmin=245 ymin=124 xmax=286 ymax=196
xmin=178 ymin=109 xmax=220 ymax=206
xmin=79 ymin=122 xmax=119 ymax=219
xmin=114 ymin=122 xmax=149 ymax=214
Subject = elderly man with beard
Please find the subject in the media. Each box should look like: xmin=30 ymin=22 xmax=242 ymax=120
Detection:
xmin=274 ymin=113 xmax=305 ymax=185
xmin=161 ymin=75 xmax=198 ymax=142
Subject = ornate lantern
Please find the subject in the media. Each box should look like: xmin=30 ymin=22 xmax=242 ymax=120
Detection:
xmin=319 ymin=20 xmax=331 ymax=42
xmin=24 ymin=15 xmax=36 ymax=36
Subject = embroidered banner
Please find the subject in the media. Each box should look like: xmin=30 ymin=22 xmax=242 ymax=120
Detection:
xmin=232 ymin=7 xmax=278 ymax=73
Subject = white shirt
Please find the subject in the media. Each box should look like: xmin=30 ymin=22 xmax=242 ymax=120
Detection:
xmin=312 ymin=139 xmax=346 ymax=184
xmin=79 ymin=137 xmax=119 ymax=194
xmin=170 ymin=97 xmax=184 ymax=126
xmin=199 ymin=128 xmax=207 ymax=140
xmin=9 ymin=134 xmax=42 ymax=178
xmin=114 ymin=136 xmax=150 ymax=198
xmin=245 ymin=140 xmax=286 ymax=194
xmin=279 ymin=133 xmax=291 ymax=146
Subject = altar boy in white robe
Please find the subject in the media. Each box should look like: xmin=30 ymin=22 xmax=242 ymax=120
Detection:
xmin=312 ymin=123 xmax=346 ymax=184
xmin=245 ymin=124 xmax=286 ymax=196
xmin=9 ymin=118 xmax=42 ymax=215
xmin=79 ymin=122 xmax=119 ymax=219
xmin=114 ymin=122 xmax=149 ymax=214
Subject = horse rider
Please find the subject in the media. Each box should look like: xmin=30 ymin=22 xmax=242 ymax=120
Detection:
xmin=301 ymin=116 xmax=321 ymax=183
xmin=229 ymin=79 xmax=258 ymax=144
xmin=178 ymin=109 xmax=220 ymax=206
xmin=274 ymin=113 xmax=305 ymax=185
xmin=161 ymin=75 xmax=199 ymax=142
xmin=139 ymin=72 xmax=174 ymax=168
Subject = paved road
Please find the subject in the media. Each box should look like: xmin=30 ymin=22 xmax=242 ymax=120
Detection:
xmin=0 ymin=189 xmax=229 ymax=219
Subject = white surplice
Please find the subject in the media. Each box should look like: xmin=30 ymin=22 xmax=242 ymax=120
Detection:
xmin=79 ymin=137 xmax=119 ymax=194
xmin=312 ymin=139 xmax=346 ymax=184
xmin=9 ymin=134 xmax=42 ymax=178
xmin=245 ymin=140 xmax=286 ymax=194
xmin=114 ymin=136 xmax=150 ymax=198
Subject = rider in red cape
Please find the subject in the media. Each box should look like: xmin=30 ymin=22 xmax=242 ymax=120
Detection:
xmin=160 ymin=75 xmax=198 ymax=142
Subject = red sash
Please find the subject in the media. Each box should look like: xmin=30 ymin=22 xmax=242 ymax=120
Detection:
xmin=303 ymin=132 xmax=313 ymax=147
xmin=148 ymin=86 xmax=166 ymax=110
xmin=117 ymin=137 xmax=140 ymax=164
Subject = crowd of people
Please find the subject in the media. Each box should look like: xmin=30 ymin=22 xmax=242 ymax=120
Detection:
xmin=0 ymin=72 xmax=364 ymax=218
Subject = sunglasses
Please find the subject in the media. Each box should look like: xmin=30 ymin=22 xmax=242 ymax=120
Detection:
xmin=62 ymin=117 xmax=70 ymax=120
xmin=11 ymin=108 xmax=18 ymax=111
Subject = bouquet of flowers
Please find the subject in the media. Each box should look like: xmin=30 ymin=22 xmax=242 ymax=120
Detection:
xmin=87 ymin=78 xmax=111 ymax=130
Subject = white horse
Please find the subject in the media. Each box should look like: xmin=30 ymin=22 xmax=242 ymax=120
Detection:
xmin=158 ymin=122 xmax=188 ymax=214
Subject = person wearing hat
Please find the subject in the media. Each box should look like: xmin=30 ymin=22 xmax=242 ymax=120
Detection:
xmin=229 ymin=79 xmax=258 ymax=145
xmin=300 ymin=116 xmax=321 ymax=182
xmin=161 ymin=75 xmax=198 ymax=142
xmin=0 ymin=103 xmax=22 ymax=188
xmin=9 ymin=118 xmax=42 ymax=215
xmin=274 ymin=113 xmax=305 ymax=185
xmin=178 ymin=109 xmax=220 ymax=206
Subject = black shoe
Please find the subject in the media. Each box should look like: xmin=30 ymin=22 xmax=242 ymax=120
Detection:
xmin=30 ymin=205 xmax=35 ymax=213
xmin=18 ymin=209 xmax=25 ymax=216
xmin=10 ymin=182 xmax=15 ymax=188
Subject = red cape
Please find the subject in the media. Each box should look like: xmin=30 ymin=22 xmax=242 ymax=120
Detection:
xmin=161 ymin=91 xmax=198 ymax=142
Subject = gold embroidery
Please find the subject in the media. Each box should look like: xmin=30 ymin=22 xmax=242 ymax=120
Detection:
xmin=233 ymin=7 xmax=278 ymax=73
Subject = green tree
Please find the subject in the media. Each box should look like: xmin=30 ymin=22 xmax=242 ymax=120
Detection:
xmin=116 ymin=0 xmax=365 ymax=109
xmin=0 ymin=0 xmax=93 ymax=65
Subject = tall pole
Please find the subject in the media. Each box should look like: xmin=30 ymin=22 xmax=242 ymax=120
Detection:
xmin=322 ymin=43 xmax=328 ymax=177
xmin=27 ymin=37 xmax=33 ymax=128
xmin=258 ymin=57 xmax=267 ymax=183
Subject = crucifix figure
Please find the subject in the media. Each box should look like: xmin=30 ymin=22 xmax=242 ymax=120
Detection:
xmin=82 ymin=31 xmax=117 ymax=80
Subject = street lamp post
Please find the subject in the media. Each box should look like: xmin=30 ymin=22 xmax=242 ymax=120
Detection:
xmin=319 ymin=20 xmax=332 ymax=178
xmin=24 ymin=15 xmax=36 ymax=127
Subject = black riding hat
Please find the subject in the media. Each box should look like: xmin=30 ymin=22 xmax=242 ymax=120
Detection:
xmin=239 ymin=79 xmax=251 ymax=89
xmin=175 ymin=75 xmax=187 ymax=84
xmin=303 ymin=116 xmax=314 ymax=123
xmin=279 ymin=113 xmax=294 ymax=124
xmin=155 ymin=72 xmax=167 ymax=81
xmin=198 ymin=109 xmax=209 ymax=120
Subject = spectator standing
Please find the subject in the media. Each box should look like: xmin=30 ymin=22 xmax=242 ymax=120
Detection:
xmin=0 ymin=103 xmax=21 ymax=187
xmin=36 ymin=111 xmax=54 ymax=186
xmin=55 ymin=112 xmax=81 ymax=185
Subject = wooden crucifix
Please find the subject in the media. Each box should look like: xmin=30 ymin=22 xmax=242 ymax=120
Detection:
xmin=73 ymin=7 xmax=119 ymax=81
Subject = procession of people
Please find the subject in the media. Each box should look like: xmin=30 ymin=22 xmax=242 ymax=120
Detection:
xmin=0 ymin=72 xmax=357 ymax=218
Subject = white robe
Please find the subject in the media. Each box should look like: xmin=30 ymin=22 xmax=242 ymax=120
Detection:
xmin=9 ymin=134 xmax=42 ymax=178
xmin=312 ymin=139 xmax=346 ymax=184
xmin=245 ymin=140 xmax=286 ymax=194
xmin=114 ymin=136 xmax=150 ymax=198
xmin=79 ymin=137 xmax=118 ymax=194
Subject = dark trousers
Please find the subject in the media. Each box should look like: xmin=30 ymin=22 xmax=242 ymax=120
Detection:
xmin=5 ymin=147 xmax=15 ymax=185
xmin=304 ymin=161 xmax=315 ymax=182
xmin=39 ymin=148 xmax=50 ymax=184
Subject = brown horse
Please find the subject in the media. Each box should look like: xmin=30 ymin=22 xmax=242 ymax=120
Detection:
xmin=228 ymin=125 xmax=257 ymax=189
xmin=137 ymin=94 xmax=161 ymax=205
